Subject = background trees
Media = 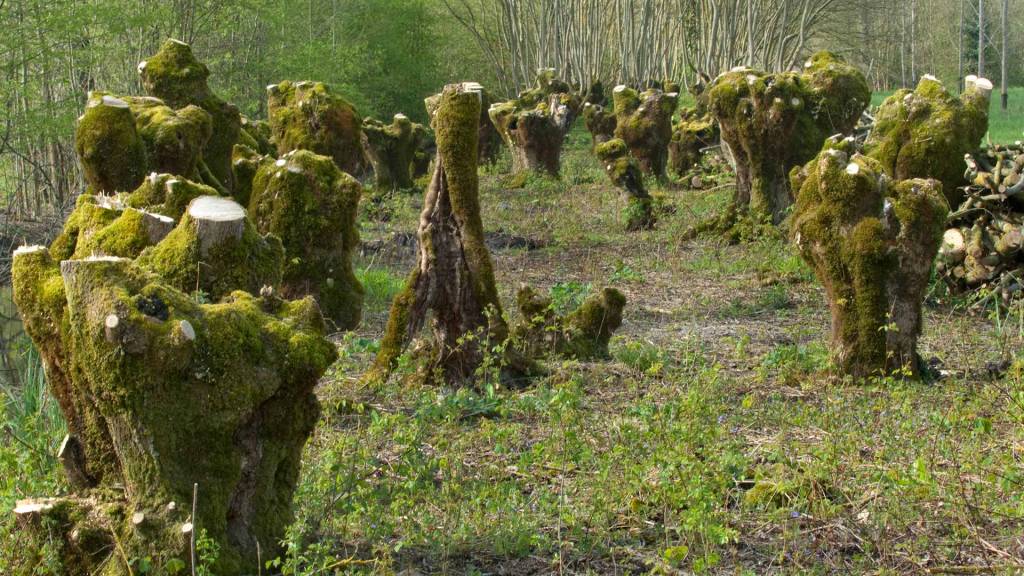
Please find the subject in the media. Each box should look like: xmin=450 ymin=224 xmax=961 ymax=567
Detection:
xmin=1 ymin=0 xmax=1021 ymax=220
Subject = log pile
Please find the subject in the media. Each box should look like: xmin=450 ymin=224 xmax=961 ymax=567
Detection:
xmin=937 ymin=143 xmax=1024 ymax=299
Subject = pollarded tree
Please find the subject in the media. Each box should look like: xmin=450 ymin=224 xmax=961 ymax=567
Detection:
xmin=75 ymin=91 xmax=214 ymax=195
xmin=864 ymin=74 xmax=993 ymax=206
xmin=612 ymin=86 xmax=679 ymax=180
xmin=369 ymin=82 xmax=531 ymax=386
xmin=594 ymin=139 xmax=656 ymax=231
xmin=706 ymin=51 xmax=870 ymax=225
xmin=139 ymin=39 xmax=242 ymax=193
xmin=249 ymin=150 xmax=364 ymax=330
xmin=668 ymin=108 xmax=718 ymax=178
xmin=582 ymin=103 xmax=617 ymax=150
xmin=267 ymin=80 xmax=366 ymax=177
xmin=11 ymin=249 xmax=335 ymax=574
xmin=791 ymin=138 xmax=948 ymax=379
xmin=363 ymin=113 xmax=421 ymax=190
xmin=488 ymin=69 xmax=581 ymax=177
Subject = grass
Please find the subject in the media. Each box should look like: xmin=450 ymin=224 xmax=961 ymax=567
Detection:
xmin=3 ymin=108 xmax=1024 ymax=574
xmin=872 ymin=85 xmax=1024 ymax=145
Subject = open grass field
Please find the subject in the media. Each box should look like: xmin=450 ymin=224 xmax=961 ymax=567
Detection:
xmin=271 ymin=126 xmax=1024 ymax=574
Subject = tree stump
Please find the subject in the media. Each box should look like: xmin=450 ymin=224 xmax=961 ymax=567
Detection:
xmin=231 ymin=144 xmax=273 ymax=207
xmin=363 ymin=113 xmax=421 ymax=190
xmin=488 ymin=70 xmax=581 ymax=177
xmin=612 ymin=85 xmax=679 ymax=180
xmin=582 ymin=103 xmax=617 ymax=150
xmin=864 ymin=74 xmax=992 ymax=207
xmin=707 ymin=51 xmax=870 ymax=225
xmin=138 ymin=195 xmax=284 ymax=301
xmin=125 ymin=95 xmax=213 ymax=181
xmin=11 ymin=250 xmax=336 ymax=574
xmin=370 ymin=83 xmax=530 ymax=386
xmin=139 ymin=39 xmax=242 ymax=193
xmin=267 ymin=80 xmax=366 ymax=177
xmin=594 ymin=139 xmax=656 ymax=231
xmin=412 ymin=123 xmax=436 ymax=178
xmin=790 ymin=139 xmax=948 ymax=379
xmin=249 ymin=150 xmax=364 ymax=330
xmin=75 ymin=93 xmax=148 ymax=194
xmin=477 ymin=88 xmax=504 ymax=165
xmin=49 ymin=193 xmax=175 ymax=261
xmin=513 ymin=285 xmax=626 ymax=360
xmin=668 ymin=108 xmax=718 ymax=178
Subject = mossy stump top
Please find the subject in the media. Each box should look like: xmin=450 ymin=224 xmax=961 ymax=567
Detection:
xmin=267 ymin=80 xmax=365 ymax=177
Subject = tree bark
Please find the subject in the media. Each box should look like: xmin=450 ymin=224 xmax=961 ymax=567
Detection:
xmin=612 ymin=85 xmax=678 ymax=180
xmin=371 ymin=83 xmax=530 ymax=387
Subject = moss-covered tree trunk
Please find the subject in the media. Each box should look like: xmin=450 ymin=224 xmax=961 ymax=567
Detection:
xmin=595 ymin=139 xmax=656 ymax=231
xmin=11 ymin=250 xmax=336 ymax=574
xmin=582 ymin=103 xmax=616 ymax=150
xmin=612 ymin=86 xmax=678 ymax=180
xmin=370 ymin=83 xmax=523 ymax=386
xmin=489 ymin=94 xmax=574 ymax=177
xmin=864 ymin=74 xmax=993 ymax=207
xmin=249 ymin=150 xmax=364 ymax=330
xmin=139 ymin=39 xmax=241 ymax=193
xmin=363 ymin=113 xmax=420 ymax=190
xmin=791 ymin=141 xmax=948 ymax=379
xmin=667 ymin=109 xmax=718 ymax=178
xmin=267 ymin=80 xmax=366 ymax=177
xmin=707 ymin=53 xmax=870 ymax=226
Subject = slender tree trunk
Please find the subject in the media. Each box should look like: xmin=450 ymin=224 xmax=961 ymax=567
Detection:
xmin=959 ymin=0 xmax=965 ymax=92
xmin=978 ymin=0 xmax=985 ymax=77
xmin=1001 ymin=0 xmax=1008 ymax=110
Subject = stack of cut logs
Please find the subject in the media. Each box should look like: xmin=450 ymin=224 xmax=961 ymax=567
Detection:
xmin=937 ymin=143 xmax=1024 ymax=300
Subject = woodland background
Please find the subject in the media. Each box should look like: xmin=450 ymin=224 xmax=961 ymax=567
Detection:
xmin=0 ymin=0 xmax=1017 ymax=219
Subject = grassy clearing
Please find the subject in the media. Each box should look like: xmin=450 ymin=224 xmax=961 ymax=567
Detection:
xmin=2 ymin=119 xmax=1024 ymax=574
xmin=278 ymin=127 xmax=1024 ymax=573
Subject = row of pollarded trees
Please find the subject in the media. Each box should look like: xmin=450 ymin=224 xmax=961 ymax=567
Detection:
xmin=10 ymin=39 xmax=375 ymax=574
xmin=695 ymin=52 xmax=992 ymax=379
xmin=9 ymin=43 xmax=630 ymax=574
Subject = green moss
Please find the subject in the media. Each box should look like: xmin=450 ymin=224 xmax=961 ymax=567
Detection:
xmin=706 ymin=52 xmax=869 ymax=225
xmin=363 ymin=113 xmax=420 ymax=190
xmin=123 ymin=95 xmax=212 ymax=180
xmin=231 ymin=144 xmax=272 ymax=206
xmin=124 ymin=172 xmax=220 ymax=219
xmin=139 ymin=39 xmax=241 ymax=192
xmin=75 ymin=93 xmax=147 ymax=194
xmin=791 ymin=142 xmax=948 ymax=378
xmin=668 ymin=107 xmax=718 ymax=177
xmin=512 ymin=285 xmax=626 ymax=360
xmin=12 ymin=251 xmax=336 ymax=574
xmin=50 ymin=195 xmax=122 ymax=260
xmin=612 ymin=86 xmax=679 ymax=179
xmin=864 ymin=74 xmax=991 ymax=205
xmin=73 ymin=207 xmax=173 ymax=260
xmin=239 ymin=116 xmax=276 ymax=155
xmin=594 ymin=138 xmax=655 ymax=231
xmin=138 ymin=196 xmax=283 ymax=301
xmin=249 ymin=150 xmax=363 ymax=329
xmin=582 ymin=103 xmax=616 ymax=149
xmin=267 ymin=80 xmax=364 ymax=176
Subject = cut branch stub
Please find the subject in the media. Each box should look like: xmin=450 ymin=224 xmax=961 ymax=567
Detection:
xmin=612 ymin=85 xmax=679 ymax=179
xmin=582 ymin=103 xmax=617 ymax=149
xmin=249 ymin=150 xmax=364 ymax=329
xmin=707 ymin=51 xmax=870 ymax=224
xmin=75 ymin=93 xmax=148 ymax=194
xmin=138 ymin=195 xmax=283 ymax=301
xmin=267 ymin=80 xmax=366 ymax=177
xmin=864 ymin=74 xmax=992 ymax=206
xmin=363 ymin=113 xmax=421 ymax=190
xmin=139 ymin=39 xmax=241 ymax=193
xmin=49 ymin=193 xmax=175 ymax=261
xmin=11 ymin=250 xmax=336 ymax=573
xmin=371 ymin=82 xmax=530 ymax=386
xmin=594 ymin=139 xmax=656 ymax=231
xmin=790 ymin=139 xmax=948 ymax=378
